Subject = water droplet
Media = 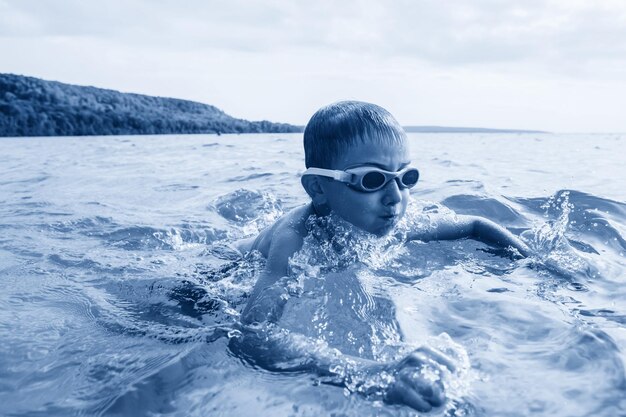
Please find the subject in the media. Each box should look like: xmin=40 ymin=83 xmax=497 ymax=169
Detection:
xmin=227 ymin=329 xmax=242 ymax=339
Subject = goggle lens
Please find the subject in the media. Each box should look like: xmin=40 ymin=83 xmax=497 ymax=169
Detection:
xmin=362 ymin=171 xmax=387 ymax=190
xmin=400 ymin=169 xmax=419 ymax=187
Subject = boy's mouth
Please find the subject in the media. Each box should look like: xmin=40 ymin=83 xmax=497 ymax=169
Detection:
xmin=380 ymin=213 xmax=400 ymax=221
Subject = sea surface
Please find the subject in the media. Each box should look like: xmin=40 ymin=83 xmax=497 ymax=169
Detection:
xmin=0 ymin=133 xmax=625 ymax=416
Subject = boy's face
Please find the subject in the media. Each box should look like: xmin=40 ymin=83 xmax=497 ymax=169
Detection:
xmin=320 ymin=138 xmax=411 ymax=236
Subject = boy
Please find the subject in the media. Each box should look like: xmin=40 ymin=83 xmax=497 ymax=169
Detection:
xmin=233 ymin=101 xmax=530 ymax=411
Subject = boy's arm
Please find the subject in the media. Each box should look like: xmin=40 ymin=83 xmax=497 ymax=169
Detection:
xmin=241 ymin=225 xmax=303 ymax=324
xmin=230 ymin=321 xmax=453 ymax=411
xmin=235 ymin=225 xmax=454 ymax=411
xmin=241 ymin=204 xmax=314 ymax=323
xmin=409 ymin=214 xmax=531 ymax=257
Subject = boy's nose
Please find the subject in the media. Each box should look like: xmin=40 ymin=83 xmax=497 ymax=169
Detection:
xmin=382 ymin=178 xmax=403 ymax=206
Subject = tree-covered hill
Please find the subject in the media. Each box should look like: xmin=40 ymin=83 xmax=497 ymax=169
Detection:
xmin=0 ymin=74 xmax=302 ymax=137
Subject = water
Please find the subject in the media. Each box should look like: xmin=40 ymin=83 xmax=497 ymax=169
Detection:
xmin=0 ymin=133 xmax=625 ymax=416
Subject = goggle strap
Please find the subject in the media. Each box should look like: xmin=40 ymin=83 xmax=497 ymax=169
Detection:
xmin=302 ymin=167 xmax=352 ymax=183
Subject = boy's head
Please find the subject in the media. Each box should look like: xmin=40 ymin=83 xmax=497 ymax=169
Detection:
xmin=301 ymin=101 xmax=415 ymax=236
xmin=303 ymin=101 xmax=407 ymax=169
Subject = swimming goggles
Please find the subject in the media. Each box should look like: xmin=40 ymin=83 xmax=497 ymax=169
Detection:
xmin=302 ymin=166 xmax=419 ymax=192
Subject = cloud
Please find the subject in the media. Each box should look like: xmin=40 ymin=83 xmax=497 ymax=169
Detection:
xmin=1 ymin=0 xmax=626 ymax=131
xmin=3 ymin=0 xmax=626 ymax=70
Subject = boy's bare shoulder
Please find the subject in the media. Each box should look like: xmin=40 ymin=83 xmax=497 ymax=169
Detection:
xmin=241 ymin=204 xmax=314 ymax=258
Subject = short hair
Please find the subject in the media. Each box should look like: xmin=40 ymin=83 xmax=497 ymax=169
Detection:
xmin=303 ymin=101 xmax=407 ymax=169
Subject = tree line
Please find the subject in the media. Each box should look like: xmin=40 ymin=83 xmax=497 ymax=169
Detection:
xmin=0 ymin=74 xmax=302 ymax=137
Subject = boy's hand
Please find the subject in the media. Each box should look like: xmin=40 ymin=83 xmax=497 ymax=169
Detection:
xmin=383 ymin=346 xmax=455 ymax=411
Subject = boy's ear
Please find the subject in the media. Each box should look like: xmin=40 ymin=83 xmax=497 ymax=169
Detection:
xmin=301 ymin=174 xmax=327 ymax=204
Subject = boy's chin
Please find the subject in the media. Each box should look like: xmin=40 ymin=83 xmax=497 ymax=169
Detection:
xmin=329 ymin=211 xmax=400 ymax=237
xmin=361 ymin=220 xmax=398 ymax=237
xmin=372 ymin=226 xmax=396 ymax=237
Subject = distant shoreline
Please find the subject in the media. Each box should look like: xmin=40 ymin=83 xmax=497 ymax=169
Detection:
xmin=2 ymin=73 xmax=549 ymax=137
xmin=0 ymin=128 xmax=552 ymax=138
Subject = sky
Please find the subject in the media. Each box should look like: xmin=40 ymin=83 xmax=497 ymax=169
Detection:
xmin=1 ymin=0 xmax=625 ymax=132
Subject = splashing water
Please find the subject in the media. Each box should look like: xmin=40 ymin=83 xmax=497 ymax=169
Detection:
xmin=526 ymin=190 xmax=574 ymax=253
xmin=213 ymin=188 xmax=284 ymax=237
xmin=522 ymin=191 xmax=598 ymax=281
